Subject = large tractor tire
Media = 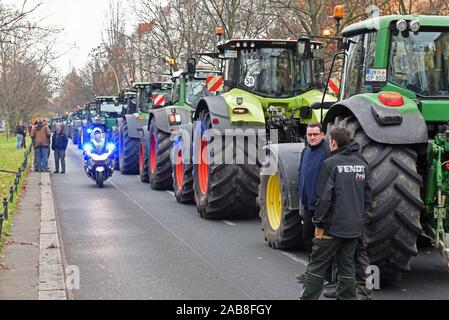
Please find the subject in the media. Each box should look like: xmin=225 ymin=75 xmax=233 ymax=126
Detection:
xmin=139 ymin=141 xmax=150 ymax=183
xmin=172 ymin=136 xmax=194 ymax=204
xmin=113 ymin=129 xmax=120 ymax=170
xmin=328 ymin=115 xmax=423 ymax=282
xmin=72 ymin=128 xmax=79 ymax=146
xmin=149 ymin=118 xmax=173 ymax=190
xmin=260 ymin=173 xmax=303 ymax=249
xmin=119 ymin=122 xmax=139 ymax=175
xmin=193 ymin=108 xmax=259 ymax=219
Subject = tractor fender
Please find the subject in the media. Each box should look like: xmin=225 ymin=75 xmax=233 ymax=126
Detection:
xmin=195 ymin=96 xmax=265 ymax=133
xmin=261 ymin=143 xmax=305 ymax=212
xmin=323 ymin=95 xmax=428 ymax=145
xmin=150 ymin=108 xmax=192 ymax=134
xmin=124 ymin=115 xmax=147 ymax=139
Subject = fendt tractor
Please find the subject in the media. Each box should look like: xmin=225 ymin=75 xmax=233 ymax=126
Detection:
xmin=265 ymin=15 xmax=449 ymax=282
xmin=143 ymin=66 xmax=219 ymax=194
xmin=114 ymin=82 xmax=172 ymax=176
xmin=174 ymin=35 xmax=336 ymax=219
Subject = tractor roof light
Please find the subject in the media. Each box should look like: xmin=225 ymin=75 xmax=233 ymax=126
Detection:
xmin=378 ymin=92 xmax=404 ymax=107
xmin=333 ymin=5 xmax=345 ymax=21
xmin=215 ymin=27 xmax=225 ymax=36
xmin=396 ymin=20 xmax=408 ymax=32
xmin=410 ymin=20 xmax=421 ymax=32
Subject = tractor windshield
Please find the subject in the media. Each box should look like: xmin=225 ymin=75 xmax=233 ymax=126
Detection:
xmin=238 ymin=47 xmax=310 ymax=98
xmin=186 ymin=79 xmax=213 ymax=105
xmin=99 ymin=102 xmax=122 ymax=117
xmin=389 ymin=30 xmax=449 ymax=97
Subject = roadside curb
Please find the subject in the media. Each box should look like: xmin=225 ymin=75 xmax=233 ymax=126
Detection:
xmin=38 ymin=173 xmax=67 ymax=300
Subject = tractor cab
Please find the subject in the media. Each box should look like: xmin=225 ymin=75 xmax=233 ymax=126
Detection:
xmin=134 ymin=82 xmax=173 ymax=112
xmin=171 ymin=67 xmax=221 ymax=109
xmin=217 ymin=39 xmax=325 ymax=98
xmin=95 ymin=96 xmax=122 ymax=119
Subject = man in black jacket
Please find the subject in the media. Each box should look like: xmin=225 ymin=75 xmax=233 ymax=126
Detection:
xmin=299 ymin=127 xmax=371 ymax=300
xmin=52 ymin=124 xmax=68 ymax=174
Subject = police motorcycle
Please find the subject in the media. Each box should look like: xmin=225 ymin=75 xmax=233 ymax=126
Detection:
xmin=82 ymin=126 xmax=115 ymax=188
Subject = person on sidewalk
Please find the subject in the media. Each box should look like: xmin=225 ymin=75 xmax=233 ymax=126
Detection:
xmin=22 ymin=124 xmax=27 ymax=149
xmin=296 ymin=123 xmax=330 ymax=283
xmin=31 ymin=118 xmax=51 ymax=172
xmin=299 ymin=127 xmax=371 ymax=300
xmin=16 ymin=123 xmax=25 ymax=150
xmin=52 ymin=124 xmax=68 ymax=174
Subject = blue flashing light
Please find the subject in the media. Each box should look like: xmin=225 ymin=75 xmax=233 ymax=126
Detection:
xmin=83 ymin=143 xmax=93 ymax=153
xmin=87 ymin=128 xmax=93 ymax=134
xmin=106 ymin=143 xmax=115 ymax=152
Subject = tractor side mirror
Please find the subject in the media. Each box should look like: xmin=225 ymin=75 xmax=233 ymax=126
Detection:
xmin=187 ymin=58 xmax=196 ymax=76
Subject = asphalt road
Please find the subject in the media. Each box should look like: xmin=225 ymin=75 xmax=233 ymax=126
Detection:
xmin=49 ymin=143 xmax=449 ymax=300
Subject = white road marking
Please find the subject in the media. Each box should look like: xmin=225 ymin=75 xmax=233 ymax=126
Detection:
xmin=222 ymin=220 xmax=237 ymax=226
xmin=280 ymin=252 xmax=308 ymax=267
xmin=166 ymin=191 xmax=175 ymax=196
xmin=108 ymin=180 xmax=254 ymax=299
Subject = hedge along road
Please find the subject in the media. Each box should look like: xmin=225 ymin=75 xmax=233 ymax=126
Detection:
xmin=50 ymin=143 xmax=449 ymax=300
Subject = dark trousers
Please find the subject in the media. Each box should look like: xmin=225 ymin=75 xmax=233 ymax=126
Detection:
xmin=302 ymin=208 xmax=315 ymax=255
xmin=301 ymin=237 xmax=358 ymax=300
xmin=54 ymin=150 xmax=66 ymax=172
xmin=302 ymin=208 xmax=334 ymax=282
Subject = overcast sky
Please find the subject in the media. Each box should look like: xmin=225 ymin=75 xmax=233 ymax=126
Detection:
xmin=4 ymin=0 xmax=134 ymax=75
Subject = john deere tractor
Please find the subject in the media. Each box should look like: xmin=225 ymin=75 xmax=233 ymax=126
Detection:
xmin=183 ymin=38 xmax=335 ymax=220
xmin=143 ymin=68 xmax=219 ymax=193
xmin=265 ymin=15 xmax=449 ymax=281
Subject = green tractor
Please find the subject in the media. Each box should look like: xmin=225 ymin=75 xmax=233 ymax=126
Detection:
xmin=69 ymin=108 xmax=85 ymax=145
xmin=114 ymin=82 xmax=172 ymax=177
xmin=143 ymin=67 xmax=219 ymax=192
xmin=95 ymin=96 xmax=127 ymax=156
xmin=77 ymin=102 xmax=97 ymax=149
xmin=266 ymin=15 xmax=449 ymax=281
xmin=178 ymin=38 xmax=335 ymax=219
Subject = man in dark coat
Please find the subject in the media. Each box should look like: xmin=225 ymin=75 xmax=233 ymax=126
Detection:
xmin=52 ymin=124 xmax=68 ymax=174
xmin=299 ymin=127 xmax=371 ymax=300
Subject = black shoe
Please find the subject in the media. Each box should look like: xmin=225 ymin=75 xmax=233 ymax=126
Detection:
xmin=60 ymin=171 xmax=65 ymax=174
xmin=296 ymin=272 xmax=306 ymax=283
xmin=54 ymin=171 xmax=59 ymax=174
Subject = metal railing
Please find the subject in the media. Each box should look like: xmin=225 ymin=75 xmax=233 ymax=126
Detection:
xmin=0 ymin=144 xmax=33 ymax=239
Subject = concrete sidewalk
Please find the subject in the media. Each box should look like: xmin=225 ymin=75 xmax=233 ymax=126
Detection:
xmin=0 ymin=171 xmax=68 ymax=300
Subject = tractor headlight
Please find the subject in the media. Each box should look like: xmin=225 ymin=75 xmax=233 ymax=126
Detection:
xmin=410 ymin=20 xmax=421 ymax=32
xmin=396 ymin=20 xmax=408 ymax=32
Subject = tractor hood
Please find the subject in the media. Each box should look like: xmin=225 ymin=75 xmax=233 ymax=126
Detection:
xmin=222 ymin=88 xmax=336 ymax=125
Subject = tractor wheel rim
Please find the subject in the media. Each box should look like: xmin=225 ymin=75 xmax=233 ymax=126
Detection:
xmin=198 ymin=135 xmax=209 ymax=195
xmin=139 ymin=143 xmax=144 ymax=174
xmin=176 ymin=150 xmax=184 ymax=189
xmin=150 ymin=134 xmax=157 ymax=174
xmin=266 ymin=175 xmax=282 ymax=231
